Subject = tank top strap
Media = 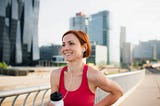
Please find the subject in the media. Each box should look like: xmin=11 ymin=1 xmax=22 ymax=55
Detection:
xmin=59 ymin=66 xmax=67 ymax=91
xmin=83 ymin=64 xmax=88 ymax=75
xmin=82 ymin=64 xmax=88 ymax=85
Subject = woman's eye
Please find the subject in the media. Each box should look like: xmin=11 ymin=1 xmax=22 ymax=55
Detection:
xmin=62 ymin=43 xmax=65 ymax=46
xmin=69 ymin=42 xmax=74 ymax=45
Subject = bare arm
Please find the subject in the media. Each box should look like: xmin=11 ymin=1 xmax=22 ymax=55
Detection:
xmin=47 ymin=69 xmax=61 ymax=106
xmin=50 ymin=68 xmax=61 ymax=93
xmin=94 ymin=71 xmax=123 ymax=106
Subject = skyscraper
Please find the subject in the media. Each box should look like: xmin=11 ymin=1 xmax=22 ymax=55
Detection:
xmin=120 ymin=26 xmax=133 ymax=66
xmin=0 ymin=0 xmax=40 ymax=66
xmin=120 ymin=26 xmax=126 ymax=63
xmin=88 ymin=10 xmax=110 ymax=63
xmin=70 ymin=12 xmax=89 ymax=33
xmin=88 ymin=10 xmax=109 ymax=46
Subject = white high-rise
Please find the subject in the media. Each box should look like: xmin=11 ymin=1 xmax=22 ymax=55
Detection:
xmin=108 ymin=12 xmax=120 ymax=66
xmin=120 ymin=26 xmax=133 ymax=66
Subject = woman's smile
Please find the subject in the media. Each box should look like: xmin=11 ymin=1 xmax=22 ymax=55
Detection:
xmin=64 ymin=51 xmax=73 ymax=56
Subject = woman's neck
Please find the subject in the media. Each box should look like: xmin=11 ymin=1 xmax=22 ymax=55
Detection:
xmin=67 ymin=60 xmax=85 ymax=74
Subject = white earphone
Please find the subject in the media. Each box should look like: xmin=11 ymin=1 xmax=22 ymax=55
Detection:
xmin=83 ymin=48 xmax=86 ymax=52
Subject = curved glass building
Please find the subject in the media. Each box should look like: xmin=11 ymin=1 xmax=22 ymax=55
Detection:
xmin=0 ymin=0 xmax=40 ymax=66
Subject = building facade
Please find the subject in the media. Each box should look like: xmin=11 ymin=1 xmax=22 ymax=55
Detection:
xmin=120 ymin=26 xmax=133 ymax=66
xmin=88 ymin=11 xmax=109 ymax=46
xmin=0 ymin=0 xmax=40 ymax=66
xmin=40 ymin=44 xmax=61 ymax=61
xmin=39 ymin=44 xmax=62 ymax=66
xmin=122 ymin=42 xmax=133 ymax=65
xmin=87 ymin=44 xmax=107 ymax=65
xmin=88 ymin=10 xmax=110 ymax=64
xmin=120 ymin=26 xmax=126 ymax=64
xmin=133 ymin=40 xmax=160 ymax=60
xmin=70 ymin=12 xmax=89 ymax=33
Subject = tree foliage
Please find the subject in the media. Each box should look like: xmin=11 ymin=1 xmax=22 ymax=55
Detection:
xmin=0 ymin=62 xmax=8 ymax=69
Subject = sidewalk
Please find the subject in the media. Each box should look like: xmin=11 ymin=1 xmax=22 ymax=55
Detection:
xmin=120 ymin=72 xmax=160 ymax=106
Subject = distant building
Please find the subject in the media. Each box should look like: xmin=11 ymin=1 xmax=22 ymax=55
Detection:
xmin=0 ymin=0 xmax=40 ymax=66
xmin=133 ymin=40 xmax=160 ymax=60
xmin=40 ymin=44 xmax=61 ymax=61
xmin=120 ymin=26 xmax=126 ymax=64
xmin=120 ymin=26 xmax=126 ymax=47
xmin=88 ymin=11 xmax=109 ymax=46
xmin=87 ymin=44 xmax=107 ymax=65
xmin=120 ymin=26 xmax=133 ymax=66
xmin=122 ymin=42 xmax=133 ymax=65
xmin=70 ymin=12 xmax=89 ymax=33
xmin=109 ymin=12 xmax=121 ymax=66
xmin=39 ymin=44 xmax=61 ymax=66
xmin=88 ymin=10 xmax=110 ymax=64
xmin=51 ymin=55 xmax=66 ymax=66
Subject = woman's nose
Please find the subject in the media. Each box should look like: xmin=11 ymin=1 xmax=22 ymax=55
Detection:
xmin=63 ymin=44 xmax=70 ymax=50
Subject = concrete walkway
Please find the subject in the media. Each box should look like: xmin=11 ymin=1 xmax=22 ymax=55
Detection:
xmin=120 ymin=71 xmax=160 ymax=106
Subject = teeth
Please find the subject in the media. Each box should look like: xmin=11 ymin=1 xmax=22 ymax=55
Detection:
xmin=64 ymin=52 xmax=72 ymax=56
xmin=65 ymin=53 xmax=70 ymax=56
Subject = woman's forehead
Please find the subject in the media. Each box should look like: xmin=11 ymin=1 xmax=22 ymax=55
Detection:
xmin=62 ymin=33 xmax=79 ymax=42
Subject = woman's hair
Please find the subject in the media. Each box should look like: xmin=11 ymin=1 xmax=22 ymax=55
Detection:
xmin=62 ymin=30 xmax=92 ymax=58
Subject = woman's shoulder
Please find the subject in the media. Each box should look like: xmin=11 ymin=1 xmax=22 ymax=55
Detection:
xmin=87 ymin=65 xmax=100 ymax=74
xmin=50 ymin=66 xmax=66 ymax=78
xmin=87 ymin=65 xmax=106 ymax=81
xmin=87 ymin=65 xmax=101 ymax=78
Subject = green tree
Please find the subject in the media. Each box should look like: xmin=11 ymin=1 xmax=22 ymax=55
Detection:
xmin=0 ymin=62 xmax=8 ymax=69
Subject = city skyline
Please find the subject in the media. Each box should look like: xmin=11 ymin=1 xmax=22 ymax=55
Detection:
xmin=38 ymin=0 xmax=160 ymax=46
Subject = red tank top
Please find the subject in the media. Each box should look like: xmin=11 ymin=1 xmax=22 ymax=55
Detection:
xmin=59 ymin=64 xmax=95 ymax=106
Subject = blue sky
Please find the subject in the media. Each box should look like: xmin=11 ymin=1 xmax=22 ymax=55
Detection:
xmin=38 ymin=0 xmax=160 ymax=46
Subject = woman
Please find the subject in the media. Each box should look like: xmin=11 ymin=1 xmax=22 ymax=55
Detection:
xmin=49 ymin=30 xmax=123 ymax=106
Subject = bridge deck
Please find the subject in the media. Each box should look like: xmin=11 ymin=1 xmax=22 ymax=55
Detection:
xmin=120 ymin=71 xmax=160 ymax=106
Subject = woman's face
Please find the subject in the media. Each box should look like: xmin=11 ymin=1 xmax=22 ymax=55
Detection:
xmin=61 ymin=33 xmax=84 ymax=62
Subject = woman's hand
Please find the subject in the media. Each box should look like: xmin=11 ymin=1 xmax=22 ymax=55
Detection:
xmin=47 ymin=101 xmax=55 ymax=106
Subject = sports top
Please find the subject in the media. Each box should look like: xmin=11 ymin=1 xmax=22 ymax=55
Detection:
xmin=59 ymin=64 xmax=95 ymax=106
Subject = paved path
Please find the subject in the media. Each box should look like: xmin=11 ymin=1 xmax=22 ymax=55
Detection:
xmin=0 ymin=71 xmax=50 ymax=91
xmin=120 ymin=71 xmax=160 ymax=106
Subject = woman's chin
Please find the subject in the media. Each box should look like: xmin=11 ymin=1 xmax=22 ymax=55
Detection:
xmin=65 ymin=58 xmax=73 ymax=62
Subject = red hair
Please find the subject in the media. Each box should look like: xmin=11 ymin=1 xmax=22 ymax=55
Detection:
xmin=62 ymin=30 xmax=92 ymax=58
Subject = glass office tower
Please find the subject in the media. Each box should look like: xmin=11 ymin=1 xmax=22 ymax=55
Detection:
xmin=88 ymin=10 xmax=110 ymax=63
xmin=0 ymin=0 xmax=40 ymax=66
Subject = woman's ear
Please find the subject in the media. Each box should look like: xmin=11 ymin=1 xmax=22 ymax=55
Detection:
xmin=82 ymin=43 xmax=87 ymax=52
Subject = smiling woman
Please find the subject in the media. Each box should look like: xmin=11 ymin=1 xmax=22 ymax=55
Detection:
xmin=61 ymin=30 xmax=91 ymax=59
xmin=48 ymin=30 xmax=123 ymax=106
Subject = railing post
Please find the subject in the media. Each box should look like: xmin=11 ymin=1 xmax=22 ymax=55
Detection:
xmin=0 ymin=98 xmax=6 ymax=105
xmin=33 ymin=91 xmax=40 ymax=106
xmin=12 ymin=95 xmax=19 ymax=106
xmin=41 ymin=89 xmax=49 ymax=106
xmin=23 ymin=93 xmax=31 ymax=106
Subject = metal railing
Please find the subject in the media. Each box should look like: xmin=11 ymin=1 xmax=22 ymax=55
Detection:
xmin=0 ymin=84 xmax=50 ymax=106
xmin=0 ymin=70 xmax=145 ymax=106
